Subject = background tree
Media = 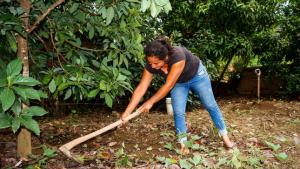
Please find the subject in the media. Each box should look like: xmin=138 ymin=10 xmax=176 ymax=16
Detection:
xmin=160 ymin=0 xmax=290 ymax=82
xmin=0 ymin=0 xmax=172 ymax=159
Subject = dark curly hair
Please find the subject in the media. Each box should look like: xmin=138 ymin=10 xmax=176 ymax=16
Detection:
xmin=144 ymin=36 xmax=173 ymax=60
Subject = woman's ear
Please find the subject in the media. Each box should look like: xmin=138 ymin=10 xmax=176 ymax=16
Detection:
xmin=164 ymin=55 xmax=169 ymax=62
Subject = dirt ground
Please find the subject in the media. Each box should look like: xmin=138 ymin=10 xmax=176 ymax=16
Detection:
xmin=0 ymin=96 xmax=299 ymax=169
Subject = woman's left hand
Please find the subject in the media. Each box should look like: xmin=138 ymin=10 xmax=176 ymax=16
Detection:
xmin=138 ymin=100 xmax=154 ymax=113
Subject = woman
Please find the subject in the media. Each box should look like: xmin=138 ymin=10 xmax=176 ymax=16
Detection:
xmin=121 ymin=37 xmax=235 ymax=152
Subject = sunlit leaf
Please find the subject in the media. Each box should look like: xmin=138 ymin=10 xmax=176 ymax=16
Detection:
xmin=88 ymin=89 xmax=99 ymax=98
xmin=116 ymin=74 xmax=127 ymax=81
xmin=49 ymin=79 xmax=56 ymax=93
xmin=141 ymin=0 xmax=151 ymax=12
xmin=126 ymin=0 xmax=139 ymax=2
xmin=154 ymin=0 xmax=168 ymax=6
xmin=150 ymin=1 xmax=158 ymax=17
xmin=164 ymin=1 xmax=172 ymax=12
xmin=99 ymin=81 xmax=107 ymax=90
xmin=106 ymin=7 xmax=115 ymax=25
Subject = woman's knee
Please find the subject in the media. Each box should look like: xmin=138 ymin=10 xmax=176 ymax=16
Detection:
xmin=173 ymin=109 xmax=186 ymax=118
xmin=203 ymin=101 xmax=219 ymax=111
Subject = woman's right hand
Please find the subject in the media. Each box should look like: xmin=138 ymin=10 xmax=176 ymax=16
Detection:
xmin=121 ymin=112 xmax=130 ymax=124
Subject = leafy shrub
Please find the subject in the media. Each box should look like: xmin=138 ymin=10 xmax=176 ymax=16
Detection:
xmin=0 ymin=59 xmax=48 ymax=135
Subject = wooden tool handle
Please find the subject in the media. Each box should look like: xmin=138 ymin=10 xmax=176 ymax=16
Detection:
xmin=59 ymin=110 xmax=142 ymax=156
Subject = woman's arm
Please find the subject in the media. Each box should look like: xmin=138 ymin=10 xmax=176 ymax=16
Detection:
xmin=121 ymin=69 xmax=153 ymax=119
xmin=138 ymin=60 xmax=185 ymax=112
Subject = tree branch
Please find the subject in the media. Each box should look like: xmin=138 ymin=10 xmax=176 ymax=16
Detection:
xmin=27 ymin=0 xmax=65 ymax=34
xmin=33 ymin=32 xmax=50 ymax=51
xmin=65 ymin=40 xmax=107 ymax=52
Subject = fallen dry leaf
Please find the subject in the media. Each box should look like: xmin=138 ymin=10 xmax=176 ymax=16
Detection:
xmin=108 ymin=142 xmax=117 ymax=147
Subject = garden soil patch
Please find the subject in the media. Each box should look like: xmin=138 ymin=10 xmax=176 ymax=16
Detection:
xmin=0 ymin=97 xmax=299 ymax=168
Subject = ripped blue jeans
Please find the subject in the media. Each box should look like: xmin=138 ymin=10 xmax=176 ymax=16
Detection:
xmin=170 ymin=63 xmax=227 ymax=142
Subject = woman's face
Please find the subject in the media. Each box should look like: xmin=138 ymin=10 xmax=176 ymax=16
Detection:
xmin=147 ymin=56 xmax=166 ymax=70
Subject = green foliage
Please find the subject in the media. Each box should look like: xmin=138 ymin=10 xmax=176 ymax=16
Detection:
xmin=264 ymin=140 xmax=289 ymax=162
xmin=115 ymin=143 xmax=132 ymax=167
xmin=265 ymin=141 xmax=281 ymax=151
xmin=158 ymin=134 xmax=275 ymax=168
xmin=1 ymin=0 xmax=298 ymax=104
xmin=0 ymin=59 xmax=48 ymax=135
xmin=0 ymin=0 xmax=173 ymax=108
xmin=141 ymin=0 xmax=172 ymax=17
xmin=284 ymin=65 xmax=300 ymax=96
xmin=275 ymin=152 xmax=288 ymax=161
xmin=41 ymin=62 xmax=133 ymax=107
xmin=25 ymin=145 xmax=57 ymax=169
xmin=161 ymin=0 xmax=299 ymax=90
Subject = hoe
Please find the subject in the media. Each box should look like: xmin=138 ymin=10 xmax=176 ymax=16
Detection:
xmin=59 ymin=110 xmax=142 ymax=163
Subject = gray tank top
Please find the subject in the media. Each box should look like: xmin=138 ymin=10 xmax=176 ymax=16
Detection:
xmin=145 ymin=46 xmax=200 ymax=83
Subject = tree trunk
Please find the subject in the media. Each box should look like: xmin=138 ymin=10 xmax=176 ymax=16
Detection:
xmin=17 ymin=0 xmax=31 ymax=159
xmin=214 ymin=55 xmax=234 ymax=92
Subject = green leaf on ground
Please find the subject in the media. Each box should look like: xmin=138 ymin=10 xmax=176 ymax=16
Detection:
xmin=164 ymin=142 xmax=174 ymax=150
xmin=275 ymin=153 xmax=288 ymax=161
xmin=42 ymin=145 xmax=57 ymax=158
xmin=179 ymin=159 xmax=193 ymax=169
xmin=265 ymin=141 xmax=281 ymax=151
xmin=190 ymin=155 xmax=203 ymax=166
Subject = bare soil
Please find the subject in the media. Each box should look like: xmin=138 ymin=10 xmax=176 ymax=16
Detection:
xmin=0 ymin=97 xmax=299 ymax=169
